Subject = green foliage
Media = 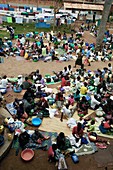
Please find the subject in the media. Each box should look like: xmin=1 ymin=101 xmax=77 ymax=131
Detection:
xmin=50 ymin=6 xmax=54 ymax=9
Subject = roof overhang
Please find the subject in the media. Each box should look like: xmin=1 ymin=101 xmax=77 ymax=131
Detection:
xmin=64 ymin=2 xmax=104 ymax=11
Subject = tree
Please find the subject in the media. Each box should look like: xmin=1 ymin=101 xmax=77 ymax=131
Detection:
xmin=51 ymin=0 xmax=63 ymax=32
xmin=96 ymin=0 xmax=113 ymax=50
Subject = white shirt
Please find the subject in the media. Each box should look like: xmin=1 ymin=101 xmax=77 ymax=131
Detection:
xmin=0 ymin=78 xmax=8 ymax=88
xmin=20 ymin=37 xmax=25 ymax=45
xmin=61 ymin=106 xmax=71 ymax=117
xmin=75 ymin=80 xmax=81 ymax=89
xmin=94 ymin=77 xmax=100 ymax=86
xmin=108 ymin=66 xmax=112 ymax=72
xmin=91 ymin=96 xmax=100 ymax=109
xmin=17 ymin=77 xmax=23 ymax=85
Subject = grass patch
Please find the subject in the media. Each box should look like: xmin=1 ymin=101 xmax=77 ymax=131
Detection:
xmin=0 ymin=22 xmax=73 ymax=39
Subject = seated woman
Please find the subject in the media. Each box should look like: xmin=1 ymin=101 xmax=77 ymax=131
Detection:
xmin=48 ymin=143 xmax=68 ymax=169
xmin=23 ymin=87 xmax=35 ymax=102
xmin=36 ymin=85 xmax=48 ymax=98
xmin=21 ymin=77 xmax=32 ymax=90
xmin=72 ymin=122 xmax=84 ymax=147
xmin=31 ymin=129 xmax=50 ymax=144
xmin=23 ymin=98 xmax=35 ymax=115
xmin=77 ymin=96 xmax=89 ymax=117
xmin=36 ymin=97 xmax=49 ymax=117
xmin=99 ymin=118 xmax=113 ymax=134
xmin=68 ymin=95 xmax=75 ymax=106
xmin=13 ymin=84 xmax=22 ymax=93
xmin=61 ymin=75 xmax=67 ymax=88
xmin=56 ymin=132 xmax=72 ymax=153
xmin=16 ymin=101 xmax=28 ymax=122
xmin=73 ymin=89 xmax=80 ymax=102
xmin=19 ymin=131 xmax=30 ymax=149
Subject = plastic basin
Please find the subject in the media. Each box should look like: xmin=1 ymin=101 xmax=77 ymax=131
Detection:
xmin=32 ymin=118 xmax=42 ymax=126
xmin=21 ymin=149 xmax=34 ymax=161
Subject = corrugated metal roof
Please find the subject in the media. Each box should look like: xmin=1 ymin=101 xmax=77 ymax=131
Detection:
xmin=64 ymin=2 xmax=104 ymax=11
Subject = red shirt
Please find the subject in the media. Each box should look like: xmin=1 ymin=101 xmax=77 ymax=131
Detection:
xmin=103 ymin=121 xmax=110 ymax=129
xmin=72 ymin=126 xmax=83 ymax=137
xmin=61 ymin=77 xmax=67 ymax=87
xmin=68 ymin=97 xmax=75 ymax=105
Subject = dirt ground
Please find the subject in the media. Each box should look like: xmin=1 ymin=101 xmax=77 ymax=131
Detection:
xmin=0 ymin=31 xmax=113 ymax=170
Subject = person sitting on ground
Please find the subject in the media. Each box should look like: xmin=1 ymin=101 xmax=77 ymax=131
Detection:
xmin=17 ymin=75 xmax=23 ymax=86
xmin=32 ymin=72 xmax=38 ymax=83
xmin=55 ymin=92 xmax=64 ymax=109
xmin=21 ymin=77 xmax=32 ymax=90
xmin=90 ymin=95 xmax=101 ymax=110
xmin=99 ymin=118 xmax=113 ymax=134
xmin=48 ymin=144 xmax=61 ymax=163
xmin=0 ymin=75 xmax=9 ymax=88
xmin=80 ymin=82 xmax=88 ymax=95
xmin=20 ymin=47 xmax=25 ymax=57
xmin=73 ymin=89 xmax=80 ymax=102
xmin=16 ymin=100 xmax=28 ymax=121
xmin=75 ymin=76 xmax=81 ymax=90
xmin=37 ymin=97 xmax=49 ymax=117
xmin=94 ymin=74 xmax=100 ymax=88
xmin=19 ymin=131 xmax=30 ymax=148
xmin=31 ymin=129 xmax=50 ymax=144
xmin=36 ymin=85 xmax=47 ymax=98
xmin=77 ymin=96 xmax=89 ymax=116
xmin=62 ymin=66 xmax=69 ymax=77
xmin=0 ymin=46 xmax=8 ymax=58
xmin=13 ymin=83 xmax=22 ymax=93
xmin=61 ymin=75 xmax=67 ymax=88
xmin=23 ymin=87 xmax=35 ymax=102
xmin=68 ymin=95 xmax=75 ymax=106
xmin=67 ymin=65 xmax=72 ymax=75
xmin=23 ymin=97 xmax=35 ymax=115
xmin=72 ymin=122 xmax=84 ymax=147
xmin=61 ymin=103 xmax=72 ymax=120
xmin=51 ymin=51 xmax=59 ymax=61
xmin=87 ymin=118 xmax=96 ymax=132
xmin=56 ymin=132 xmax=72 ymax=153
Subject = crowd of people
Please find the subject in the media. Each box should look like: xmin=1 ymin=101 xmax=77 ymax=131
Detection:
xmin=0 ymin=23 xmax=113 ymax=65
xmin=0 ymin=23 xmax=113 ymax=168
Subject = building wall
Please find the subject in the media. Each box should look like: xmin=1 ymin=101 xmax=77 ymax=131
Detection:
xmin=4 ymin=0 xmax=54 ymax=7
xmin=4 ymin=0 xmax=105 ymax=6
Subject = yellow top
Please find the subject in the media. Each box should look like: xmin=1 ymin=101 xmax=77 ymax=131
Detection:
xmin=80 ymin=86 xmax=87 ymax=95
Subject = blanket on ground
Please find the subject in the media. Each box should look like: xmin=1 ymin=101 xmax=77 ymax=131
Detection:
xmin=12 ymin=130 xmax=58 ymax=155
xmin=6 ymin=102 xmax=17 ymax=115
xmin=69 ymin=134 xmax=97 ymax=156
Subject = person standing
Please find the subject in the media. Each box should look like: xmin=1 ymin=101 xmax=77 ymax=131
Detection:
xmin=74 ymin=49 xmax=83 ymax=69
